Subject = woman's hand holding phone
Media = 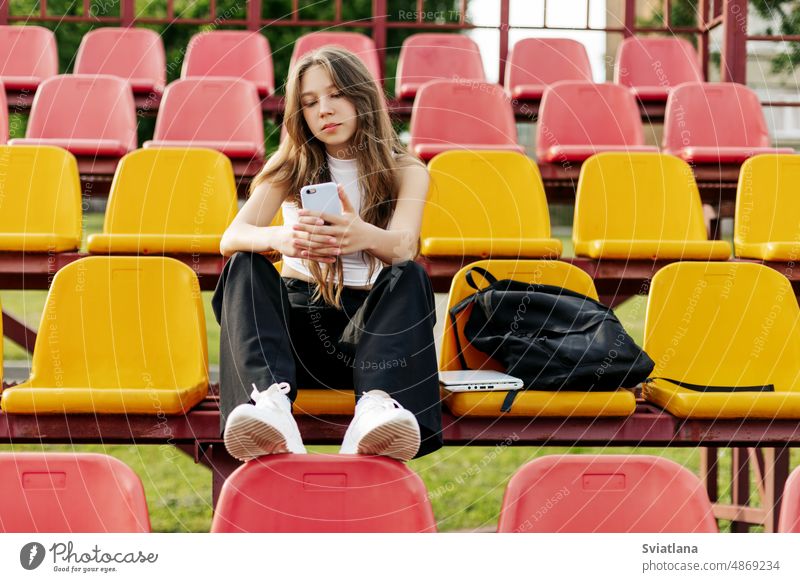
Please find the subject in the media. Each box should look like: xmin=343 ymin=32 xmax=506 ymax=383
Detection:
xmin=273 ymin=221 xmax=339 ymax=263
xmin=293 ymin=183 xmax=374 ymax=258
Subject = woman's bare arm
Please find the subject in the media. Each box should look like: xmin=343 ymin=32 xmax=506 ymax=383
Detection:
xmin=219 ymin=179 xmax=285 ymax=257
xmin=364 ymin=161 xmax=430 ymax=265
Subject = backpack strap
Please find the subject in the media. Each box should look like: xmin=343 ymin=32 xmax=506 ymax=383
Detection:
xmin=447 ymin=267 xmax=497 ymax=370
xmin=448 ymin=294 xmax=475 ymax=371
xmin=500 ymin=389 xmax=519 ymax=413
xmin=450 ymin=266 xmax=522 ymax=412
xmin=465 ymin=266 xmax=498 ymax=290
xmin=647 ymin=377 xmax=775 ymax=393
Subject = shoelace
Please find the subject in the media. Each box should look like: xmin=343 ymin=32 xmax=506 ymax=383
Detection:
xmin=357 ymin=391 xmax=401 ymax=413
xmin=250 ymin=381 xmax=291 ymax=407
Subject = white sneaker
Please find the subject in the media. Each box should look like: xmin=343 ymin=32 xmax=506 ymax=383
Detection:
xmin=223 ymin=382 xmax=306 ymax=461
xmin=339 ymin=390 xmax=421 ymax=462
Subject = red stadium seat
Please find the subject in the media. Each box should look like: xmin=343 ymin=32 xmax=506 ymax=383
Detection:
xmin=182 ymin=30 xmax=275 ymax=97
xmin=0 ymin=25 xmax=58 ymax=92
xmin=504 ymin=38 xmax=593 ymax=100
xmin=497 ymin=455 xmax=718 ymax=533
xmin=0 ymin=452 xmax=150 ymax=533
xmin=9 ymin=74 xmax=136 ymax=157
xmin=409 ymin=79 xmax=524 ymax=161
xmin=663 ymin=82 xmax=794 ymax=163
xmin=211 ymin=455 xmax=436 ymax=533
xmin=74 ymin=27 xmax=166 ymax=97
xmin=536 ymin=81 xmax=658 ymax=163
xmin=779 ymin=465 xmax=800 ymax=532
xmin=290 ymin=32 xmax=381 ymax=82
xmin=144 ymin=78 xmax=265 ymax=160
xmin=615 ymin=36 xmax=703 ymax=102
xmin=778 ymin=467 xmax=800 ymax=533
xmin=395 ymin=33 xmax=485 ymax=100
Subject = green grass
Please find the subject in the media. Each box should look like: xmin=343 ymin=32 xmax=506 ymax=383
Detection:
xmin=1 ymin=214 xmax=792 ymax=532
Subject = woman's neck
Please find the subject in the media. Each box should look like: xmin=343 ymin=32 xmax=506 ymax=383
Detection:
xmin=325 ymin=143 xmax=356 ymax=160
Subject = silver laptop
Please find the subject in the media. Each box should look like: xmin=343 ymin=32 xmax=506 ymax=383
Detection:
xmin=439 ymin=370 xmax=524 ymax=393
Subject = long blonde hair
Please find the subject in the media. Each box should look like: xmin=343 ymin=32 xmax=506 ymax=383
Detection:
xmin=252 ymin=46 xmax=420 ymax=308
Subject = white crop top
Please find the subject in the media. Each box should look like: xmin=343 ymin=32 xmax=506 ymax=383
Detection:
xmin=281 ymin=154 xmax=382 ymax=286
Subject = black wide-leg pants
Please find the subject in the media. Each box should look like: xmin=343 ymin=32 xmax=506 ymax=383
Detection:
xmin=211 ymin=252 xmax=443 ymax=458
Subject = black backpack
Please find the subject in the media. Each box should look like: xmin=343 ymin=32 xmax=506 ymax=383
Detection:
xmin=448 ymin=267 xmax=655 ymax=411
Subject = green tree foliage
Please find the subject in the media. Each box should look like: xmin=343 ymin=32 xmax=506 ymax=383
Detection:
xmin=752 ymin=0 xmax=800 ymax=74
xmin=636 ymin=0 xmax=699 ymax=41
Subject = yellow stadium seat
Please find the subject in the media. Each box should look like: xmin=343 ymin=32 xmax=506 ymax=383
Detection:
xmin=735 ymin=154 xmax=800 ymax=261
xmin=0 ymin=145 xmax=82 ymax=252
xmin=87 ymin=148 xmax=237 ymax=254
xmin=573 ymin=153 xmax=731 ymax=260
xmin=422 ymin=151 xmax=561 ymax=259
xmin=441 ymin=259 xmax=636 ymax=417
xmin=294 ymin=389 xmax=355 ymax=415
xmin=643 ymin=261 xmax=800 ymax=418
xmin=0 ymin=256 xmax=209 ymax=414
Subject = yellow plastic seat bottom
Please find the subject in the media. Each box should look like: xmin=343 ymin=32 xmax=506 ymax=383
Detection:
xmin=87 ymin=234 xmax=223 ymax=254
xmin=735 ymin=242 xmax=800 ymax=262
xmin=421 ymin=237 xmax=562 ymax=258
xmin=644 ymin=379 xmax=800 ymax=419
xmin=575 ymin=239 xmax=731 ymax=260
xmin=0 ymin=233 xmax=81 ymax=252
xmin=293 ymin=389 xmax=356 ymax=416
xmin=444 ymin=388 xmax=636 ymax=417
xmin=0 ymin=384 xmax=208 ymax=415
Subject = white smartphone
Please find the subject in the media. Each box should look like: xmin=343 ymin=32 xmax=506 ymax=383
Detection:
xmin=299 ymin=181 xmax=341 ymax=219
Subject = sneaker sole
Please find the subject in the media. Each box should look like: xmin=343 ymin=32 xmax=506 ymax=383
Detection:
xmin=224 ymin=417 xmax=291 ymax=462
xmin=356 ymin=416 xmax=421 ymax=462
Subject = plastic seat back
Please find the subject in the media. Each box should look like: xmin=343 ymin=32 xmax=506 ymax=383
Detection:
xmin=778 ymin=466 xmax=800 ymax=532
xmin=88 ymin=148 xmax=237 ymax=254
xmin=409 ymin=79 xmax=518 ymax=153
xmin=0 ymin=452 xmax=150 ymax=532
xmin=615 ymin=37 xmax=702 ymax=99
xmin=536 ymin=81 xmax=645 ymax=160
xmin=0 ymin=256 xmax=209 ymax=414
xmin=664 ymin=82 xmax=772 ymax=151
xmin=505 ymin=38 xmax=592 ymax=99
xmin=75 ymin=27 xmax=166 ymax=93
xmin=573 ymin=153 xmax=711 ymax=253
xmin=153 ymin=78 xmax=264 ymax=157
xmin=182 ymin=31 xmax=274 ymax=96
xmin=498 ymin=454 xmax=718 ymax=532
xmin=0 ymin=25 xmax=58 ymax=90
xmin=735 ymin=154 xmax=800 ymax=259
xmin=211 ymin=455 xmax=436 ymax=532
xmin=0 ymin=145 xmax=82 ymax=251
xmin=441 ymin=259 xmax=597 ymax=372
xmin=291 ymin=32 xmax=381 ymax=81
xmin=645 ymin=261 xmax=800 ymax=393
xmin=396 ymin=33 xmax=484 ymax=99
xmin=23 ymin=74 xmax=137 ymax=151
xmin=423 ymin=150 xmax=558 ymax=257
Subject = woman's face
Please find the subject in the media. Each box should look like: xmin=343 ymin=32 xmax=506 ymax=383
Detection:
xmin=300 ymin=64 xmax=358 ymax=158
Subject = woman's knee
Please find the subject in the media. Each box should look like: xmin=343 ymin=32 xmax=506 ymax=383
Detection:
xmin=390 ymin=259 xmax=426 ymax=279
xmin=225 ymin=251 xmax=279 ymax=280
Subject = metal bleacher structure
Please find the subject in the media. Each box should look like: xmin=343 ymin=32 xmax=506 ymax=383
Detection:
xmin=2 ymin=0 xmax=800 ymax=532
